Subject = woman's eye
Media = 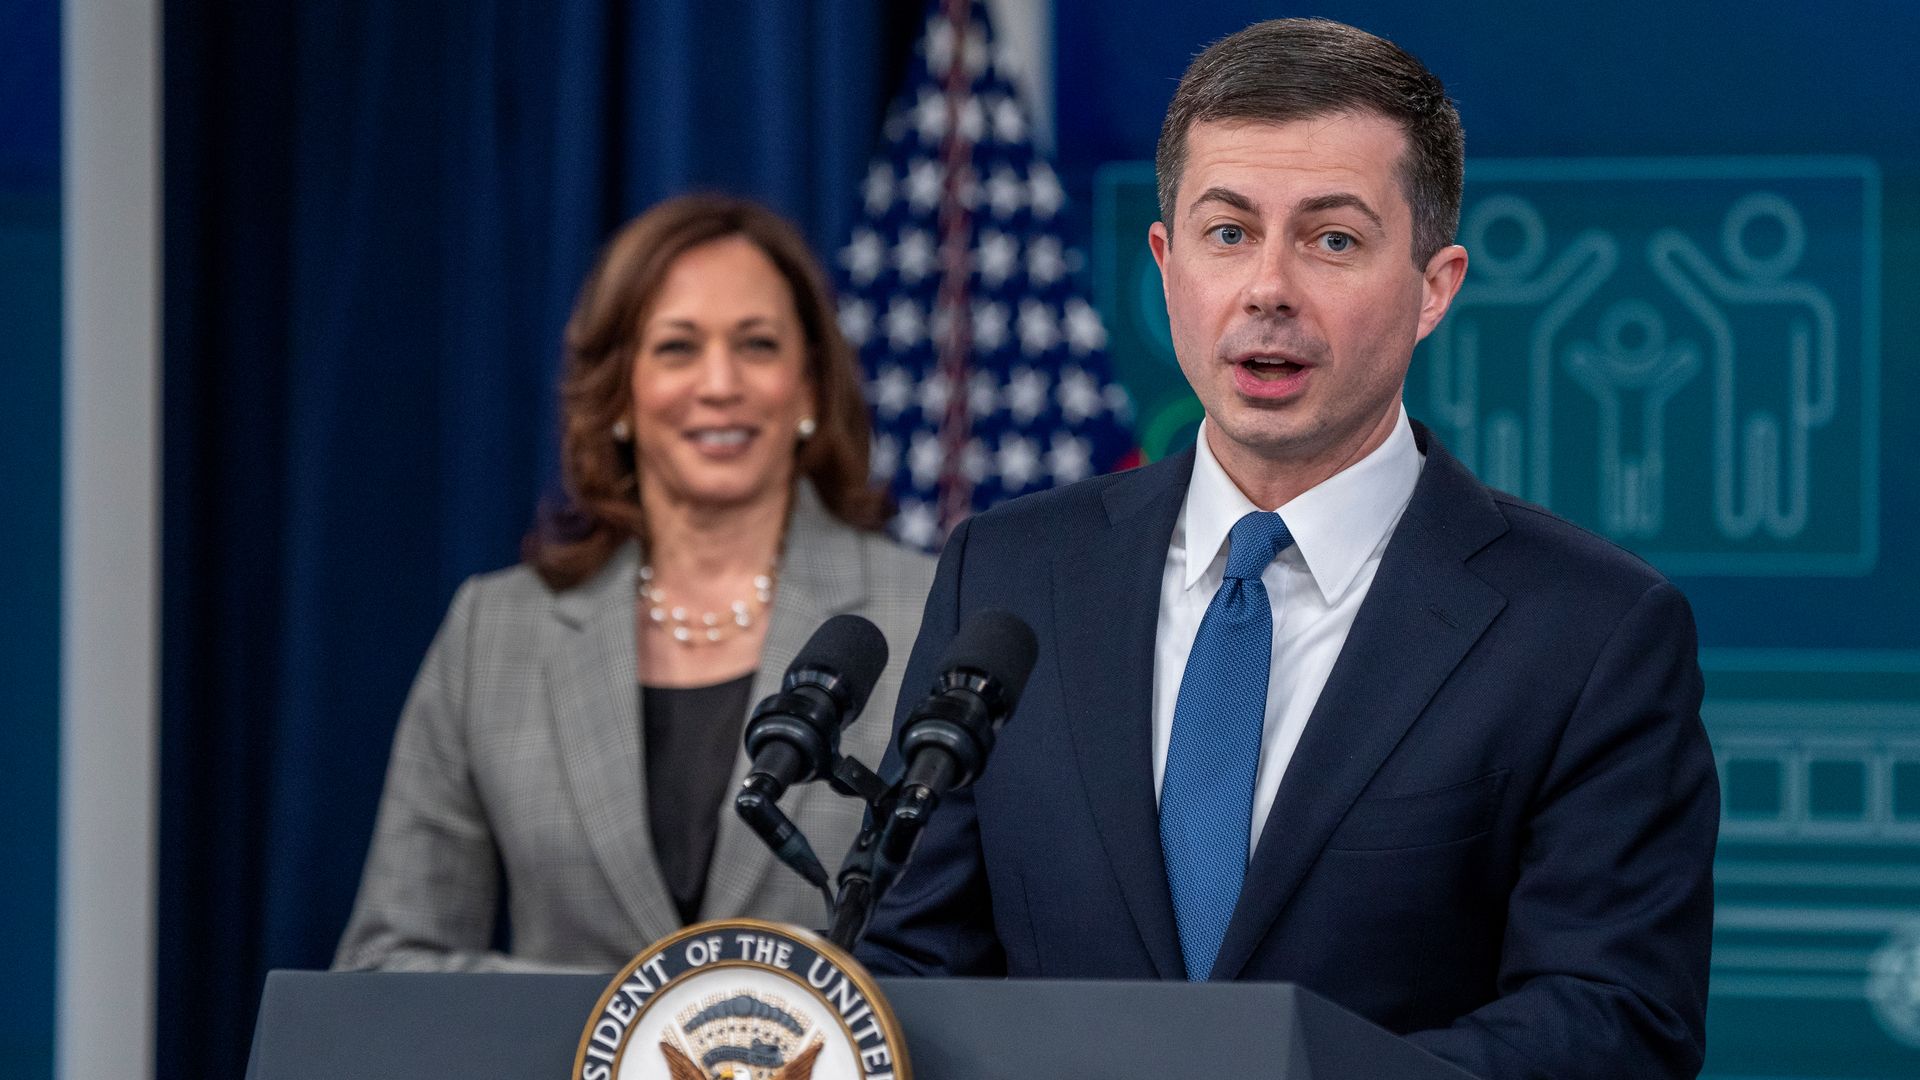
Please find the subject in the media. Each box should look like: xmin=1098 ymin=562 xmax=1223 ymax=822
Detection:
xmin=741 ymin=337 xmax=780 ymax=353
xmin=653 ymin=339 xmax=694 ymax=354
xmin=1319 ymin=232 xmax=1355 ymax=253
xmin=1210 ymin=224 xmax=1245 ymax=246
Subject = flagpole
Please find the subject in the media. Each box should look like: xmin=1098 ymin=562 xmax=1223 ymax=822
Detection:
xmin=933 ymin=0 xmax=979 ymax=536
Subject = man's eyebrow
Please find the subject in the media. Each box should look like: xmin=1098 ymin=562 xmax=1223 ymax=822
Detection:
xmin=1298 ymin=193 xmax=1385 ymax=235
xmin=1186 ymin=186 xmax=1258 ymax=219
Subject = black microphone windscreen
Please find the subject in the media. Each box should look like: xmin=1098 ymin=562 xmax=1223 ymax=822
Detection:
xmin=938 ymin=609 xmax=1039 ymax=705
xmin=792 ymin=613 xmax=890 ymax=715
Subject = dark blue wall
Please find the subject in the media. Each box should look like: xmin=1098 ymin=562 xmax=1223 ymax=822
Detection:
xmin=0 ymin=1 xmax=61 ymax=1078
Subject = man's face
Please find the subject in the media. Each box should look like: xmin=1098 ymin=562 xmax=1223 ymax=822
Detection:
xmin=1148 ymin=113 xmax=1466 ymax=497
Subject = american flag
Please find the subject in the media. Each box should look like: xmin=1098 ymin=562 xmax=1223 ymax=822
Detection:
xmin=836 ymin=0 xmax=1137 ymax=551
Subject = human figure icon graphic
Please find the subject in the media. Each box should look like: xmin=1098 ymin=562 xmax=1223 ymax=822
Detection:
xmin=1563 ymin=299 xmax=1703 ymax=538
xmin=1648 ymin=192 xmax=1839 ymax=541
xmin=1425 ymin=193 xmax=1616 ymax=501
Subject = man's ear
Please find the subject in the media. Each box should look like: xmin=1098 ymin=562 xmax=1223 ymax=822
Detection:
xmin=1148 ymin=221 xmax=1172 ymax=295
xmin=1414 ymin=243 xmax=1469 ymax=342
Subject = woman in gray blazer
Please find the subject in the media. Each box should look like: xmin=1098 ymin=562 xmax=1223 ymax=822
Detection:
xmin=335 ymin=196 xmax=934 ymax=972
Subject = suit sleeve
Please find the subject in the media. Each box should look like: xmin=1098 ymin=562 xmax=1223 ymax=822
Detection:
xmin=333 ymin=579 xmax=589 ymax=973
xmin=854 ymin=517 xmax=1009 ymax=976
xmin=1407 ymin=581 xmax=1719 ymax=1080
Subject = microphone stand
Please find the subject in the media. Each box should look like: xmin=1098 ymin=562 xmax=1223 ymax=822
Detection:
xmin=823 ymin=756 xmax=895 ymax=951
xmin=735 ymin=738 xmax=911 ymax=951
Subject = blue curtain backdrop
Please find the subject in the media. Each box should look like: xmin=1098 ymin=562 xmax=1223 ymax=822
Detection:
xmin=0 ymin=1 xmax=60 ymax=1078
xmin=158 ymin=3 xmax=915 ymax=1078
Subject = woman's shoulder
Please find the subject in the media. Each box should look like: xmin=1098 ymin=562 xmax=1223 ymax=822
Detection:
xmin=458 ymin=561 xmax=562 ymax=610
xmin=441 ymin=559 xmax=606 ymax=641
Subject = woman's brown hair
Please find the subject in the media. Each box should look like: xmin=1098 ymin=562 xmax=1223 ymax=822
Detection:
xmin=525 ymin=194 xmax=889 ymax=589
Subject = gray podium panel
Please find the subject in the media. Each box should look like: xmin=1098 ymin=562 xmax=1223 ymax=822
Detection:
xmin=246 ymin=969 xmax=1475 ymax=1079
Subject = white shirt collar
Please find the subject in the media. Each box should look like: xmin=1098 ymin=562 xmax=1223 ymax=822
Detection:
xmin=1179 ymin=404 xmax=1425 ymax=604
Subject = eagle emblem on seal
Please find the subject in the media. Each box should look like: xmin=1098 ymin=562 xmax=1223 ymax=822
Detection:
xmin=659 ymin=991 xmax=826 ymax=1080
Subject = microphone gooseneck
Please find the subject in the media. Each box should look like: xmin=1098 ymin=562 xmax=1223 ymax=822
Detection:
xmin=836 ymin=609 xmax=1038 ymax=944
xmin=734 ymin=614 xmax=891 ymax=905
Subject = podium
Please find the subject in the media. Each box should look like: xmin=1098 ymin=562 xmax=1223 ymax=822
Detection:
xmin=246 ymin=969 xmax=1477 ymax=1079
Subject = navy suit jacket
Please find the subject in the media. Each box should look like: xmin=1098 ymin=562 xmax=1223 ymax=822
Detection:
xmin=857 ymin=424 xmax=1719 ymax=1080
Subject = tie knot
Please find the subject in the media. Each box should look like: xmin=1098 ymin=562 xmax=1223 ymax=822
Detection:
xmin=1223 ymin=511 xmax=1292 ymax=581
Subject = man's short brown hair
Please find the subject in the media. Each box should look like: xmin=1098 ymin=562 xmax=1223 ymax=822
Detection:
xmin=1155 ymin=18 xmax=1463 ymax=266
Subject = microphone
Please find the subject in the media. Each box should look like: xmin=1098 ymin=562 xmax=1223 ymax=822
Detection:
xmin=741 ymin=613 xmax=890 ymax=799
xmin=885 ymin=609 xmax=1038 ymax=860
xmin=736 ymin=614 xmax=890 ymax=897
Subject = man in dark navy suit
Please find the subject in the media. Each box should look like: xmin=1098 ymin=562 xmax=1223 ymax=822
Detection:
xmin=857 ymin=17 xmax=1719 ymax=1080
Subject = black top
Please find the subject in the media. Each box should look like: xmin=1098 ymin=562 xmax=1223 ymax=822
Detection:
xmin=640 ymin=672 xmax=755 ymax=925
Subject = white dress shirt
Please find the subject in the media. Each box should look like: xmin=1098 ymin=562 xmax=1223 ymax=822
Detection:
xmin=1152 ymin=405 xmax=1424 ymax=855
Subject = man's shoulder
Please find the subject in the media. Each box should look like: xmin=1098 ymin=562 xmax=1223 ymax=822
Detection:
xmin=1475 ymin=485 xmax=1677 ymax=604
xmin=1409 ymin=428 xmax=1674 ymax=602
xmin=959 ymin=454 xmax=1188 ymax=546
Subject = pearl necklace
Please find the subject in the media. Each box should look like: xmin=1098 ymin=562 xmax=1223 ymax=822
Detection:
xmin=639 ymin=563 xmax=776 ymax=645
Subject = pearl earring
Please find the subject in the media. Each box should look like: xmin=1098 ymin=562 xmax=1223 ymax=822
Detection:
xmin=796 ymin=416 xmax=818 ymax=440
xmin=611 ymin=418 xmax=632 ymax=441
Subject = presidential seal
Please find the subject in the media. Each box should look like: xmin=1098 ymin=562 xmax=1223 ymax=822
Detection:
xmin=575 ymin=919 xmax=910 ymax=1080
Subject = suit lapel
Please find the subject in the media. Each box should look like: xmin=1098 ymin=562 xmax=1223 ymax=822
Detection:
xmin=1053 ymin=452 xmax=1194 ymax=980
xmin=699 ymin=485 xmax=867 ymax=921
xmin=1211 ymin=428 xmax=1510 ymax=980
xmin=546 ymin=541 xmax=682 ymax=945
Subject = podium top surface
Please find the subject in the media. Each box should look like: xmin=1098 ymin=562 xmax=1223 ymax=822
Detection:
xmin=247 ymin=969 xmax=1476 ymax=1080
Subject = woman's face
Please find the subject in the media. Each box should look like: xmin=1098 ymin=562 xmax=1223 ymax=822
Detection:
xmin=629 ymin=235 xmax=817 ymax=517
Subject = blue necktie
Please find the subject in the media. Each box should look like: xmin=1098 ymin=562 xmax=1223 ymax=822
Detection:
xmin=1161 ymin=509 xmax=1293 ymax=981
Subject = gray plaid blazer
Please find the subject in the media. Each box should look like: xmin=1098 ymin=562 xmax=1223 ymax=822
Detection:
xmin=333 ymin=486 xmax=934 ymax=971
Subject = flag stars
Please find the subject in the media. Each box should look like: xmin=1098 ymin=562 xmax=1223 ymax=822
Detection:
xmin=986 ymin=165 xmax=1026 ymax=218
xmin=1047 ymin=434 xmax=1094 ymax=484
xmin=1062 ymin=298 xmax=1108 ymax=354
xmin=908 ymin=431 xmax=946 ymax=489
xmin=869 ymin=433 xmax=900 ymax=481
xmin=882 ymin=106 xmax=911 ymax=144
xmin=884 ymin=297 xmax=925 ymax=350
xmin=838 ymin=298 xmax=874 ymax=349
xmin=1028 ymin=162 xmax=1064 ymax=219
xmin=925 ymin=17 xmax=955 ymax=76
xmin=843 ymin=9 xmax=1132 ymax=547
xmin=893 ymin=228 xmax=938 ymax=283
xmin=996 ymin=435 xmax=1042 ymax=491
xmin=968 ymin=371 xmax=1001 ymax=418
xmin=991 ymin=34 xmax=1024 ymax=86
xmin=961 ymin=437 xmax=992 ymax=483
xmin=953 ymin=169 xmax=982 ymax=211
xmin=1004 ymin=366 xmax=1051 ymax=423
xmin=862 ymin=162 xmax=895 ymax=217
xmin=929 ymin=301 xmax=956 ymax=348
xmin=869 ymin=364 xmax=913 ymax=418
xmin=971 ymin=300 xmax=1010 ymax=352
xmin=975 ymin=230 xmax=1018 ymax=288
xmin=916 ymin=371 xmax=951 ymax=417
xmin=904 ymin=159 xmax=945 ymax=212
xmin=1025 ymin=235 xmax=1066 ymax=286
xmin=1057 ymin=366 xmax=1103 ymax=423
xmin=955 ymin=95 xmax=986 ymax=143
xmin=988 ymin=95 xmax=1026 ymax=143
xmin=924 ymin=17 xmax=989 ymax=79
xmin=1017 ymin=300 xmax=1059 ymax=356
xmin=894 ymin=499 xmax=941 ymax=549
xmin=912 ymin=88 xmax=947 ymax=144
xmin=841 ymin=229 xmax=885 ymax=286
